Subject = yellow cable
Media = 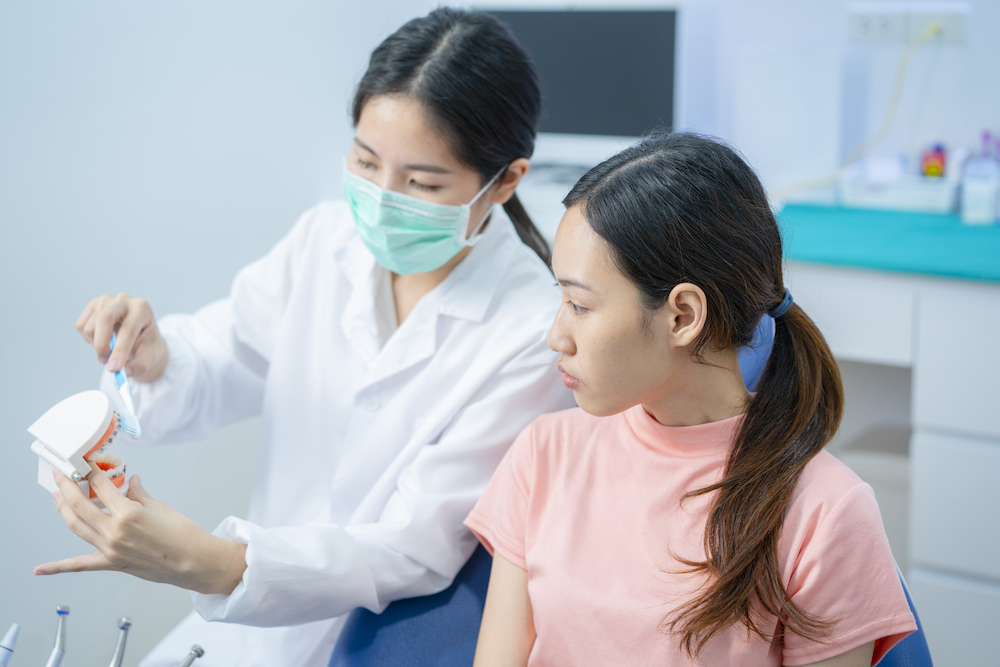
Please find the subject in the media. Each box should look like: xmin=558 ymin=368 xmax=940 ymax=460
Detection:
xmin=769 ymin=22 xmax=942 ymax=203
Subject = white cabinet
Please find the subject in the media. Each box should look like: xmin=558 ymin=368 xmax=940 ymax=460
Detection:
xmin=789 ymin=262 xmax=1000 ymax=666
xmin=913 ymin=285 xmax=1000 ymax=440
xmin=785 ymin=263 xmax=915 ymax=367
xmin=911 ymin=430 xmax=1000 ymax=581
xmin=908 ymin=568 xmax=1000 ymax=667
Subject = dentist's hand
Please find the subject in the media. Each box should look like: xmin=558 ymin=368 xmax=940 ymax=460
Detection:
xmin=35 ymin=462 xmax=248 ymax=596
xmin=76 ymin=293 xmax=169 ymax=382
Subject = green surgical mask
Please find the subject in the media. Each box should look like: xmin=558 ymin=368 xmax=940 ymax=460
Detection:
xmin=343 ymin=165 xmax=502 ymax=275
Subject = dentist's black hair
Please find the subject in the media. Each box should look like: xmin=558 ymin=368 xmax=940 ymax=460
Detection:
xmin=563 ymin=132 xmax=844 ymax=655
xmin=352 ymin=7 xmax=550 ymax=266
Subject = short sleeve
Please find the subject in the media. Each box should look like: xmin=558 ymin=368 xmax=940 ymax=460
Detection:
xmin=782 ymin=483 xmax=917 ymax=666
xmin=464 ymin=424 xmax=535 ymax=571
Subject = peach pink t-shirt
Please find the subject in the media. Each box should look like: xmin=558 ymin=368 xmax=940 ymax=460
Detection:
xmin=465 ymin=406 xmax=916 ymax=666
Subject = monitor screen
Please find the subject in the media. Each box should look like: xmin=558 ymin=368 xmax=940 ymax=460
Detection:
xmin=490 ymin=9 xmax=676 ymax=137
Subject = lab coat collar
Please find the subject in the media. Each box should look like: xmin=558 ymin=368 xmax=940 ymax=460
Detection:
xmin=426 ymin=205 xmax=518 ymax=324
xmin=334 ymin=232 xmax=383 ymax=365
xmin=333 ymin=205 xmax=520 ymax=383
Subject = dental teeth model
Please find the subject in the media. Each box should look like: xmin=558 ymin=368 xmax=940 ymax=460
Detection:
xmin=29 ymin=390 xmax=133 ymax=507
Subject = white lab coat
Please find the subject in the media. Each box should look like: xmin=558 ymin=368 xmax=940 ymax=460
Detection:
xmin=103 ymin=201 xmax=574 ymax=667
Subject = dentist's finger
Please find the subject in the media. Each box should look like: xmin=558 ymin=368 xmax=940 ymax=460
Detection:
xmin=108 ymin=299 xmax=153 ymax=372
xmin=124 ymin=328 xmax=150 ymax=377
xmin=34 ymin=551 xmax=115 ymax=576
xmin=125 ymin=475 xmax=155 ymax=507
xmin=75 ymin=298 xmax=101 ymax=338
xmin=123 ymin=326 xmax=169 ymax=383
xmin=92 ymin=295 xmax=131 ymax=364
xmin=80 ymin=295 xmax=114 ymax=344
xmin=52 ymin=469 xmax=111 ymax=532
xmin=51 ymin=489 xmax=107 ymax=549
xmin=85 ymin=460 xmax=131 ymax=515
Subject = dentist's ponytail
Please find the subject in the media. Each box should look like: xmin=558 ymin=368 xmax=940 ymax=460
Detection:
xmin=563 ymin=132 xmax=844 ymax=655
xmin=352 ymin=7 xmax=551 ymax=266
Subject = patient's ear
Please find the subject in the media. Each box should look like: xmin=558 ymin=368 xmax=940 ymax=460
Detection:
xmin=660 ymin=282 xmax=707 ymax=349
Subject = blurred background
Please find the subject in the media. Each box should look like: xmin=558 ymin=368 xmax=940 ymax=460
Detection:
xmin=1 ymin=1 xmax=996 ymax=665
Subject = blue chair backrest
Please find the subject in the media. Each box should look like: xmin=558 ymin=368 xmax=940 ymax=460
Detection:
xmin=881 ymin=568 xmax=933 ymax=667
xmin=329 ymin=544 xmax=492 ymax=667
xmin=330 ymin=555 xmax=932 ymax=667
xmin=737 ymin=315 xmax=774 ymax=393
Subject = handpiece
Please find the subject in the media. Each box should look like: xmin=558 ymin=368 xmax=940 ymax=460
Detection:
xmin=43 ymin=606 xmax=69 ymax=667
xmin=174 ymin=644 xmax=205 ymax=667
xmin=106 ymin=617 xmax=132 ymax=667
xmin=0 ymin=623 xmax=19 ymax=667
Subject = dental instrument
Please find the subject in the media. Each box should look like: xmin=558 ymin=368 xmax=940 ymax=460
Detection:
xmin=105 ymin=617 xmax=132 ymax=667
xmin=0 ymin=623 xmax=18 ymax=667
xmin=43 ymin=606 xmax=69 ymax=667
xmin=174 ymin=645 xmax=205 ymax=667
xmin=108 ymin=332 xmax=141 ymax=439
xmin=29 ymin=390 xmax=130 ymax=508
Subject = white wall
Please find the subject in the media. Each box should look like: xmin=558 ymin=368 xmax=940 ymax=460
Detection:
xmin=677 ymin=0 xmax=1000 ymax=195
xmin=1 ymin=1 xmax=995 ymax=665
xmin=0 ymin=2 xmax=435 ymax=665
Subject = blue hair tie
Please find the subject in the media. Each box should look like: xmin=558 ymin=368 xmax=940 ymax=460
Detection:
xmin=768 ymin=288 xmax=794 ymax=318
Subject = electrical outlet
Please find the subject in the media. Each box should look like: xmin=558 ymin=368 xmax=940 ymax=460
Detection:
xmin=848 ymin=3 xmax=969 ymax=44
xmin=850 ymin=12 xmax=908 ymax=42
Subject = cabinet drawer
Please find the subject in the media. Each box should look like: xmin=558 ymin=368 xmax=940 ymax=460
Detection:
xmin=913 ymin=286 xmax=1000 ymax=439
xmin=785 ymin=263 xmax=915 ymax=367
xmin=911 ymin=430 xmax=1000 ymax=581
xmin=908 ymin=567 xmax=1000 ymax=667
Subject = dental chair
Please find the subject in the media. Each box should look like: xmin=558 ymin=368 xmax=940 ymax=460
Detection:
xmin=330 ymin=317 xmax=936 ymax=667
xmin=883 ymin=566 xmax=934 ymax=667
xmin=328 ymin=555 xmax=932 ymax=667
xmin=328 ymin=544 xmax=491 ymax=667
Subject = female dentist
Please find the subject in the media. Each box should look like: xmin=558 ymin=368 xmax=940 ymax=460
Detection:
xmin=36 ymin=8 xmax=574 ymax=667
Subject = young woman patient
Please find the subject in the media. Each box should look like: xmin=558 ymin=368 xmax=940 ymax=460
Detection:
xmin=465 ymin=133 xmax=916 ymax=667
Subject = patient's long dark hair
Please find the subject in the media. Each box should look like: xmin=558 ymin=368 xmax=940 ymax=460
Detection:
xmin=352 ymin=7 xmax=550 ymax=265
xmin=564 ymin=132 xmax=844 ymax=655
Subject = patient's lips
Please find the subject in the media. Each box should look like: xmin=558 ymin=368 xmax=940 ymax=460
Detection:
xmin=558 ymin=364 xmax=581 ymax=390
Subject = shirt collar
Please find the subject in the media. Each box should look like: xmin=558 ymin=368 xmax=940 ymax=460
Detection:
xmin=623 ymin=404 xmax=743 ymax=459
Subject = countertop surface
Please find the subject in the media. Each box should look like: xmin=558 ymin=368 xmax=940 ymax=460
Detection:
xmin=779 ymin=204 xmax=1000 ymax=282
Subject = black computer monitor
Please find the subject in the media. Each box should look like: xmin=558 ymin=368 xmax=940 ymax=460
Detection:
xmin=489 ymin=9 xmax=676 ymax=137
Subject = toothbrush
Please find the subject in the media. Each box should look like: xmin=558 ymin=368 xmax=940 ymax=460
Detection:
xmin=109 ymin=332 xmax=142 ymax=439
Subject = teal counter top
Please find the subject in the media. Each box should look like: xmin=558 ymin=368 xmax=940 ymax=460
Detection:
xmin=778 ymin=204 xmax=1000 ymax=282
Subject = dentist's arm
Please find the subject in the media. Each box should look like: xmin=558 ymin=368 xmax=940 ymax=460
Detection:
xmin=473 ymin=553 xmax=535 ymax=667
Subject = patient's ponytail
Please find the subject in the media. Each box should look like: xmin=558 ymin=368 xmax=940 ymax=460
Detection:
xmin=677 ymin=296 xmax=844 ymax=654
xmin=563 ymin=132 xmax=844 ymax=655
